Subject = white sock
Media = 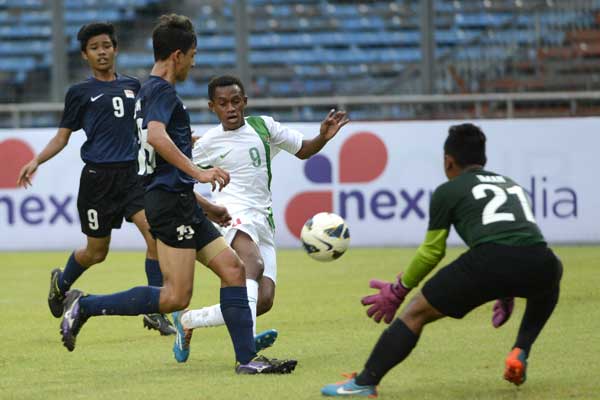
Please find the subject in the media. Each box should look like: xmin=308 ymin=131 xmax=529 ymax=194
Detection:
xmin=246 ymin=278 xmax=259 ymax=337
xmin=181 ymin=304 xmax=224 ymax=329
xmin=180 ymin=279 xmax=259 ymax=336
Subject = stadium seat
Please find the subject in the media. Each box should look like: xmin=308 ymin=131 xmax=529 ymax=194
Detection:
xmin=3 ymin=0 xmax=600 ymax=123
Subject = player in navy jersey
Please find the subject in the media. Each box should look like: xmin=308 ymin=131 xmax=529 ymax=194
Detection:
xmin=17 ymin=22 xmax=175 ymax=336
xmin=55 ymin=14 xmax=296 ymax=374
xmin=321 ymin=123 xmax=563 ymax=397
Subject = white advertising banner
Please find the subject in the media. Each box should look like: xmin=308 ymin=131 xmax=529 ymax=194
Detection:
xmin=0 ymin=118 xmax=597 ymax=250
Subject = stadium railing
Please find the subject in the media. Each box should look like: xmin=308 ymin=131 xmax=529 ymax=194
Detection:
xmin=1 ymin=91 xmax=600 ymax=128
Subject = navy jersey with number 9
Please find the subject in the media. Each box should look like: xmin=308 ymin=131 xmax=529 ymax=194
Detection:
xmin=59 ymin=74 xmax=140 ymax=164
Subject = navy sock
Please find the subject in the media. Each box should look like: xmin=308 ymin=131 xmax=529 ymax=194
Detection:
xmin=79 ymin=286 xmax=161 ymax=317
xmin=58 ymin=252 xmax=86 ymax=294
xmin=145 ymin=258 xmax=163 ymax=287
xmin=355 ymin=319 xmax=420 ymax=386
xmin=220 ymin=286 xmax=256 ymax=364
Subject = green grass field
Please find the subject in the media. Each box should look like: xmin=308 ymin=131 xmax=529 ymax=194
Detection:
xmin=1 ymin=246 xmax=599 ymax=399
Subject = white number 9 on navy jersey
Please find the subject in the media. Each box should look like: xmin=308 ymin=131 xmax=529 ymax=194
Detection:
xmin=135 ymin=99 xmax=156 ymax=175
xmin=112 ymin=97 xmax=124 ymax=118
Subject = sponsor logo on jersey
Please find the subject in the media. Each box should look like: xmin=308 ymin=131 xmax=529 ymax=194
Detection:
xmin=90 ymin=94 xmax=104 ymax=102
xmin=124 ymin=89 xmax=135 ymax=98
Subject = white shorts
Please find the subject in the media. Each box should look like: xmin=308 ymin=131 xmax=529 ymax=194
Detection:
xmin=217 ymin=209 xmax=277 ymax=283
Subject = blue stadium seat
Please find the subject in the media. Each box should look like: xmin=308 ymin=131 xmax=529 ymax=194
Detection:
xmin=339 ymin=17 xmax=385 ymax=30
xmin=64 ymin=10 xmax=128 ymax=23
xmin=0 ymin=0 xmax=44 ymax=9
xmin=197 ymin=35 xmax=235 ymax=50
xmin=3 ymin=0 xmax=600 ymax=119
xmin=454 ymin=12 xmax=512 ymax=27
xmin=0 ymin=40 xmax=49 ymax=55
xmin=0 ymin=57 xmax=36 ymax=71
xmin=0 ymin=25 xmax=50 ymax=38
xmin=176 ymin=79 xmax=205 ymax=98
xmin=117 ymin=53 xmax=154 ymax=69
xmin=269 ymin=5 xmax=292 ymax=17
xmin=19 ymin=11 xmax=50 ymax=23
xmin=64 ymin=0 xmax=155 ymax=8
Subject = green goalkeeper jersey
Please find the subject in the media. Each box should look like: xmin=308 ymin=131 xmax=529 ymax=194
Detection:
xmin=402 ymin=168 xmax=546 ymax=288
xmin=430 ymin=168 xmax=545 ymax=248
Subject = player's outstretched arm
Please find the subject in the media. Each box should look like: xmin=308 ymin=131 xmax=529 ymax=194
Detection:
xmin=17 ymin=127 xmax=72 ymax=188
xmin=193 ymin=192 xmax=232 ymax=227
xmin=147 ymin=121 xmax=230 ymax=191
xmin=361 ymin=229 xmax=448 ymax=324
xmin=295 ymin=109 xmax=349 ymax=159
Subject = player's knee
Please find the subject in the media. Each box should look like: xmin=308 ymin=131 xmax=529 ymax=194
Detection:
xmin=166 ymin=291 xmax=192 ymax=311
xmin=400 ymin=293 xmax=440 ymax=328
xmin=159 ymin=283 xmax=193 ymax=312
xmin=256 ymin=257 xmax=265 ymax=275
xmin=172 ymin=296 xmax=191 ymax=311
xmin=257 ymin=295 xmax=274 ymax=315
xmin=221 ymin=252 xmax=246 ymax=285
xmin=87 ymin=248 xmax=108 ymax=265
xmin=245 ymin=256 xmax=264 ymax=280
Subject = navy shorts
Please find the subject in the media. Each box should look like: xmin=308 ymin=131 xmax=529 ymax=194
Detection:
xmin=77 ymin=162 xmax=144 ymax=237
xmin=144 ymin=188 xmax=221 ymax=251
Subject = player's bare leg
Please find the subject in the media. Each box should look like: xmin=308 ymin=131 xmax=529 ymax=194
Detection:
xmin=399 ymin=292 xmax=446 ymax=335
xmin=75 ymin=235 xmax=111 ymax=266
xmin=254 ymin=276 xmax=279 ymax=350
xmin=154 ymin=239 xmax=196 ymax=360
xmin=155 ymin=239 xmax=196 ymax=313
xmin=171 ymin=243 xmax=246 ymax=362
xmin=130 ymin=210 xmax=158 ymax=261
xmin=178 ymin=231 xmax=279 ymax=351
xmin=131 ymin=210 xmax=176 ymax=335
xmin=202 ymin=243 xmax=295 ymax=372
xmin=232 ymin=231 xmax=263 ymax=334
xmin=257 ymin=276 xmax=275 ymax=316
xmin=59 ymin=238 xmax=192 ymax=352
xmin=231 ymin=232 xmax=279 ymax=349
xmin=48 ymin=235 xmax=110 ymax=317
xmin=204 ymin=243 xmax=247 ymax=286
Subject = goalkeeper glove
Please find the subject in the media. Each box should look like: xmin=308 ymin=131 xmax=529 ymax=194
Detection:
xmin=492 ymin=297 xmax=514 ymax=328
xmin=361 ymin=275 xmax=411 ymax=324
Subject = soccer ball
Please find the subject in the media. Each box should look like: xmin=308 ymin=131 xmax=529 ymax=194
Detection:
xmin=300 ymin=212 xmax=350 ymax=262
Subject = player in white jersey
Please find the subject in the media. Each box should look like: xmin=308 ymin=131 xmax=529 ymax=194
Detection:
xmin=171 ymin=75 xmax=349 ymax=359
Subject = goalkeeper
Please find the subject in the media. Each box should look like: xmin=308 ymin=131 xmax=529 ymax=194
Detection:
xmin=321 ymin=123 xmax=563 ymax=397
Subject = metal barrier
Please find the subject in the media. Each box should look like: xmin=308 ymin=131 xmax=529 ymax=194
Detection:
xmin=1 ymin=91 xmax=600 ymax=128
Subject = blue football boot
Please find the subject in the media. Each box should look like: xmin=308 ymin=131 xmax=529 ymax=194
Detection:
xmin=172 ymin=310 xmax=192 ymax=363
xmin=255 ymin=329 xmax=278 ymax=352
xmin=321 ymin=373 xmax=378 ymax=397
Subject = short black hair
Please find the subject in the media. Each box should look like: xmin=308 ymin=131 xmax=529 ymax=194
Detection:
xmin=152 ymin=14 xmax=197 ymax=61
xmin=444 ymin=123 xmax=487 ymax=167
xmin=208 ymin=75 xmax=246 ymax=100
xmin=77 ymin=22 xmax=117 ymax=52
